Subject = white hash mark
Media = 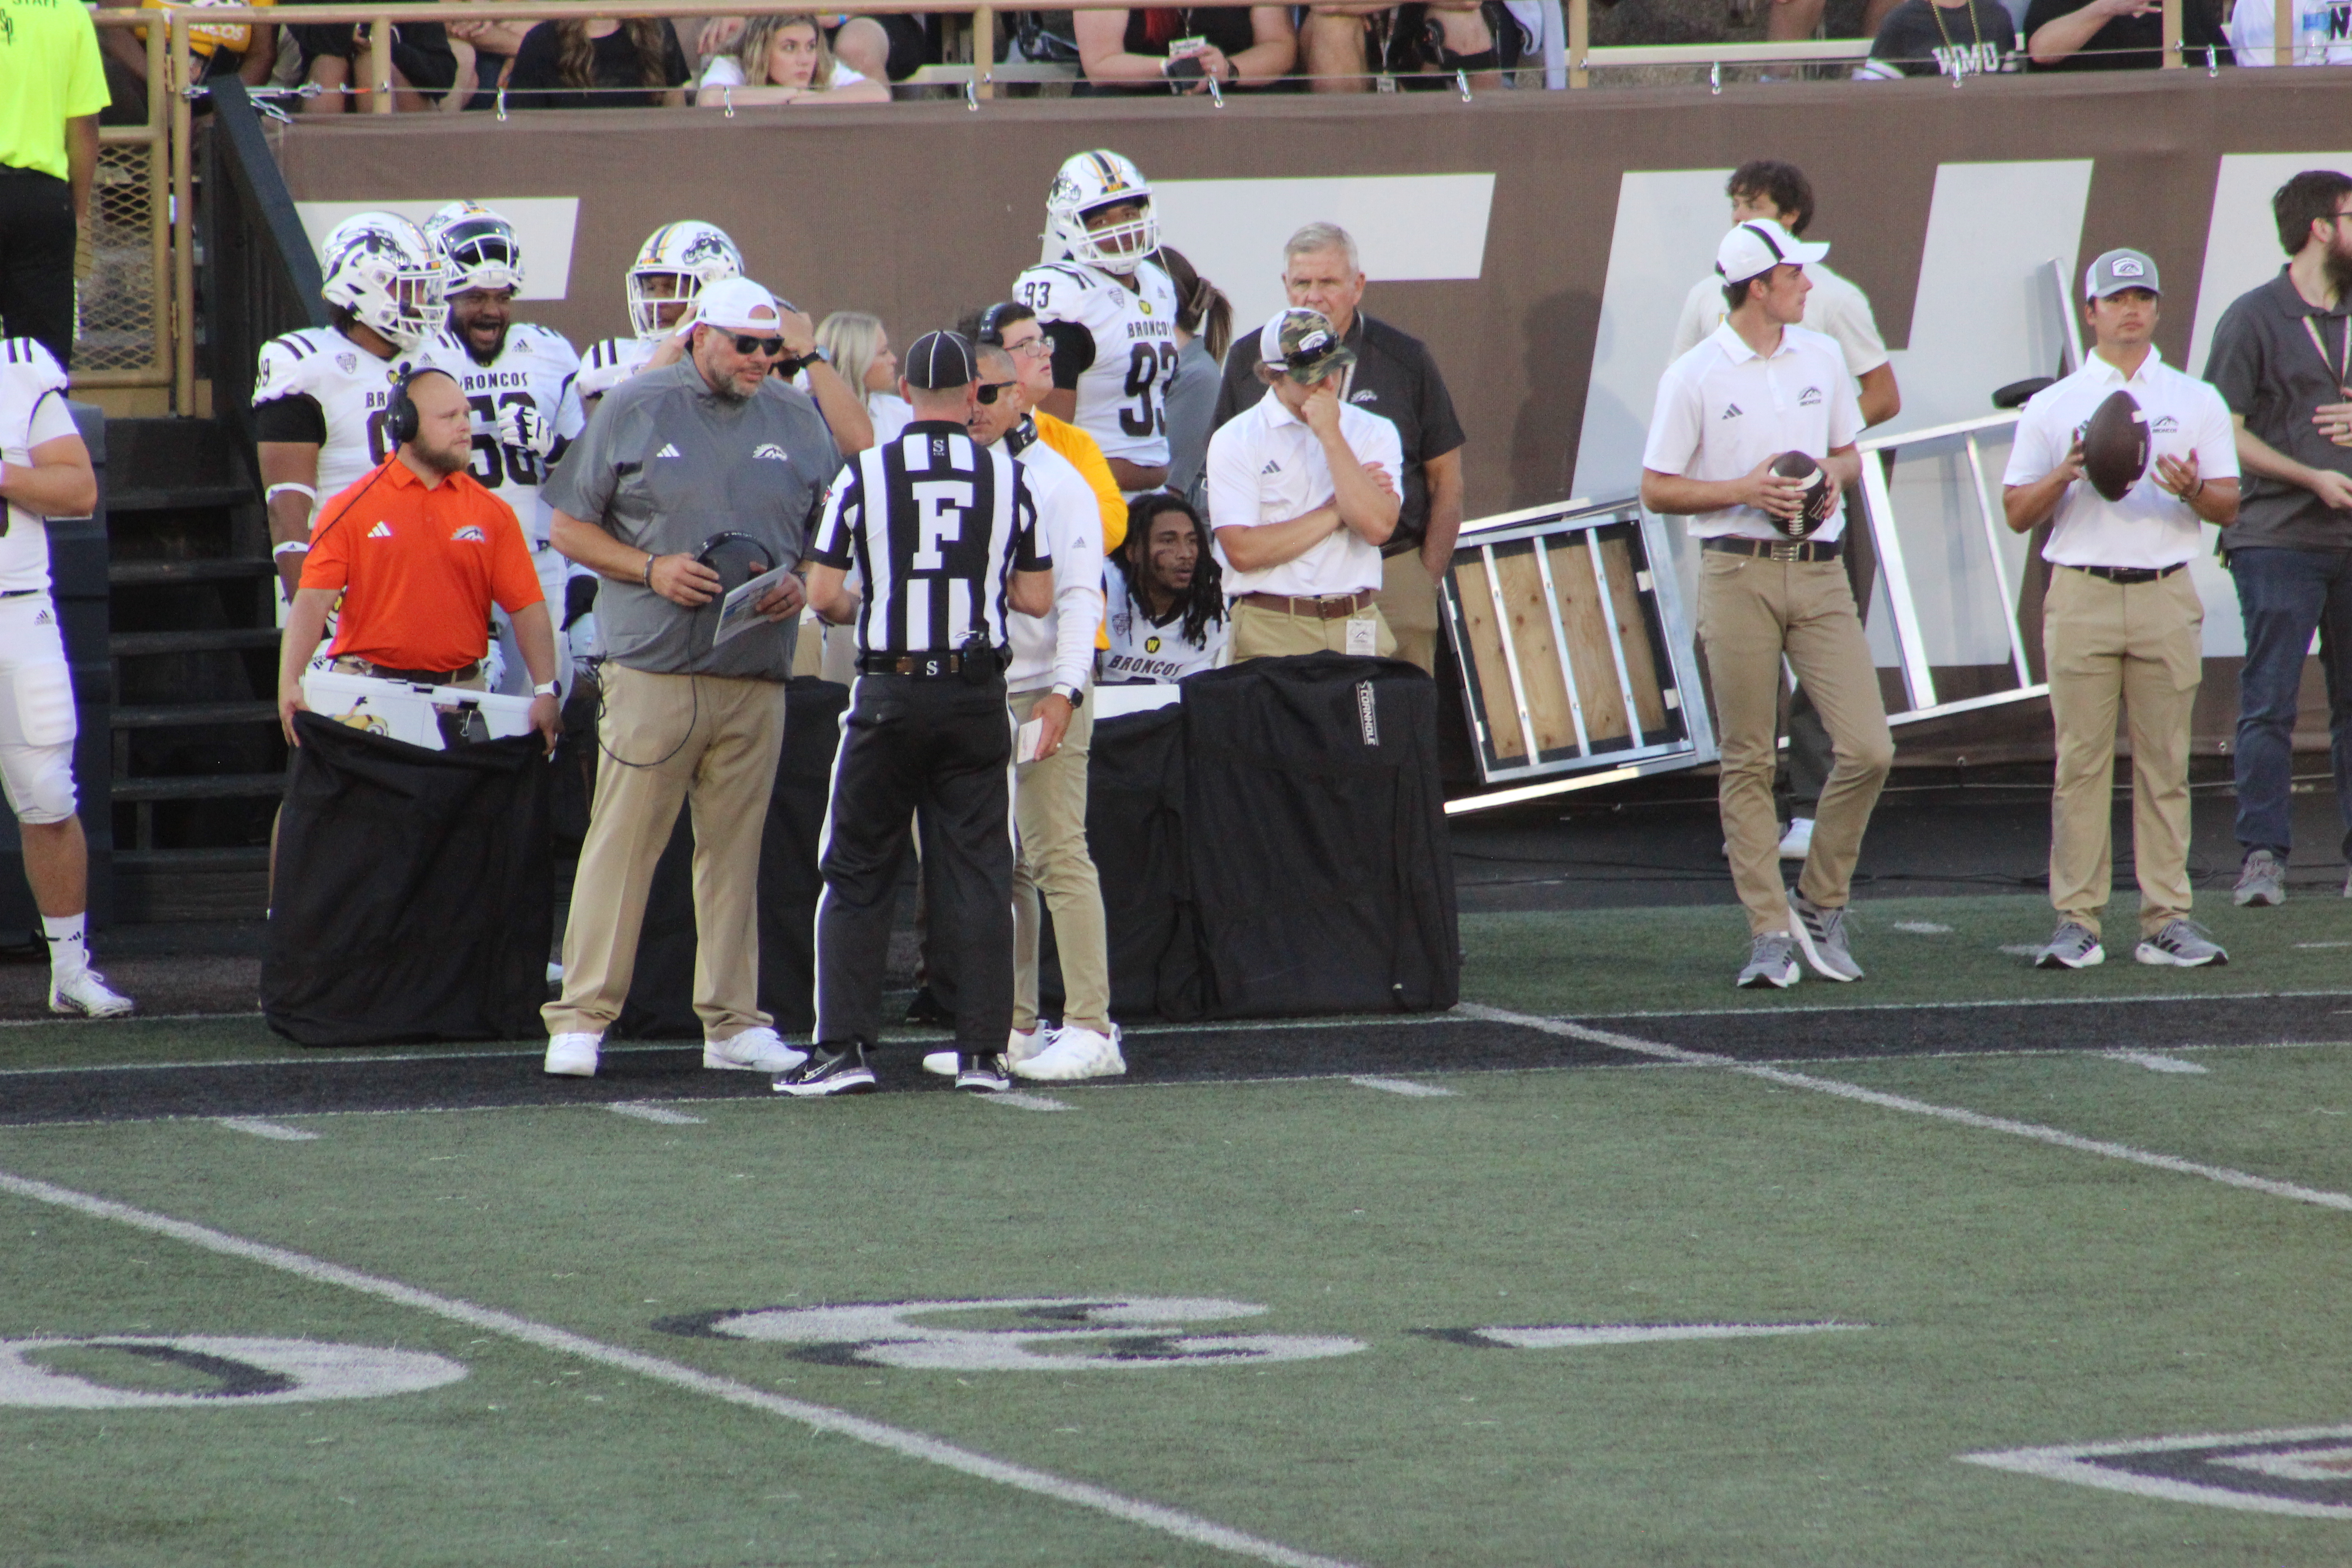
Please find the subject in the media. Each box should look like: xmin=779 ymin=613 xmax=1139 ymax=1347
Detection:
xmin=1348 ymin=1076 xmax=1458 ymax=1098
xmin=606 ymin=1102 xmax=705 ymax=1125
xmin=215 ymin=1118 xmax=318 ymax=1142
xmin=2103 ymin=1050 xmax=2209 ymax=1075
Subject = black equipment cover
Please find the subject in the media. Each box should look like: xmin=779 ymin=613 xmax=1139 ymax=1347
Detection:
xmin=614 ymin=677 xmax=848 ymax=1038
xmin=1181 ymin=653 xmax=1459 ymax=1017
xmin=262 ymin=713 xmax=554 ymax=1046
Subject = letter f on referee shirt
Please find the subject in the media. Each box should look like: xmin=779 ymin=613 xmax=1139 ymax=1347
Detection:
xmin=913 ymin=480 xmax=975 ymax=569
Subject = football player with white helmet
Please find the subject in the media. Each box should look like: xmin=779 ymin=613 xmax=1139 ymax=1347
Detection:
xmin=423 ymin=201 xmax=592 ymax=687
xmin=0 ymin=338 xmax=132 ymax=1017
xmin=1014 ymin=150 xmax=1183 ymax=496
xmin=255 ymin=211 xmax=456 ymax=605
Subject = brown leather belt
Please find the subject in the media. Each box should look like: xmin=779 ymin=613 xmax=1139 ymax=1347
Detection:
xmin=1238 ymin=589 xmax=1377 ymax=620
xmin=356 ymin=659 xmax=482 ymax=685
xmin=1702 ymin=536 xmax=1843 ymax=563
xmin=2066 ymin=563 xmax=2185 ymax=585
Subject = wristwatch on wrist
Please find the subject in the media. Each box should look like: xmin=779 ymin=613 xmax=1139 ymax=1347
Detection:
xmin=1051 ymin=682 xmax=1084 ymax=710
xmin=532 ymin=681 xmax=561 ymax=699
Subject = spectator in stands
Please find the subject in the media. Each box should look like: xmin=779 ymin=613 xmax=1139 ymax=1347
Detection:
xmin=1103 ymin=494 xmax=1229 ymax=682
xmin=694 ymin=13 xmax=930 ymax=92
xmin=505 ymin=16 xmax=690 ymax=108
xmin=1210 ymin=221 xmax=1466 ymax=677
xmin=1155 ymin=245 xmax=1233 ymax=506
xmin=290 ymin=6 xmax=460 ymax=112
xmin=816 ymin=311 xmax=911 ymax=445
xmin=97 ymin=0 xmax=275 ymax=124
xmin=1074 ymin=6 xmax=1296 ymax=92
xmin=1855 ymin=0 xmax=2017 ymax=75
xmin=0 ymin=0 xmax=107 ymax=368
xmin=1300 ymin=3 xmax=1502 ymax=92
xmin=444 ymin=4 xmax=541 ymax=112
xmin=2227 ymin=0 xmax=2352 ymax=64
xmin=695 ymin=13 xmax=890 ymax=105
xmin=2023 ymin=0 xmax=2224 ymax=67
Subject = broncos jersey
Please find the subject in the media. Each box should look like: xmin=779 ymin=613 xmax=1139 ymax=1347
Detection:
xmin=250 ymin=327 xmax=461 ymax=503
xmin=0 ymin=339 xmax=80 ymax=594
xmin=428 ymin=322 xmax=585 ymax=544
xmin=577 ymin=336 xmax=657 ymax=402
xmin=1011 ymin=256 xmax=1181 ymax=471
xmin=1100 ymin=557 xmax=1225 ymax=684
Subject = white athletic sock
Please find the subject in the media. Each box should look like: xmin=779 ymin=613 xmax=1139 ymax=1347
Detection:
xmin=42 ymin=913 xmax=88 ymax=980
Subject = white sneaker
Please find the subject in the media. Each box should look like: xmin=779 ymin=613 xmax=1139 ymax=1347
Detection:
xmin=1779 ymin=818 xmax=1814 ymax=859
xmin=926 ymin=1027 xmax=1039 ymax=1078
xmin=704 ymin=1027 xmax=806 ymax=1073
xmin=544 ymin=1031 xmax=602 ymax=1077
xmin=1013 ymin=1024 xmax=1126 ymax=1081
xmin=49 ymin=968 xmax=133 ymax=1019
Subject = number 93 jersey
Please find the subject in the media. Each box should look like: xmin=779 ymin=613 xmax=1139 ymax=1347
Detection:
xmin=427 ymin=323 xmax=586 ymax=543
xmin=1012 ymin=256 xmax=1180 ymax=470
xmin=252 ymin=326 xmax=447 ymax=503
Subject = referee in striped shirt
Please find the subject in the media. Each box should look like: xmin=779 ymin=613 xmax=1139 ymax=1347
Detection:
xmin=776 ymin=331 xmax=1056 ymax=1097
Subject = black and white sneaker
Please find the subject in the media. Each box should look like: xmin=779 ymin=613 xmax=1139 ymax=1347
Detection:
xmin=772 ymin=1043 xmax=877 ymax=1097
xmin=955 ymin=1054 xmax=1011 ymax=1093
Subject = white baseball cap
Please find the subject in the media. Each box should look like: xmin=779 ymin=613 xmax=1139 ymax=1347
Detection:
xmin=695 ymin=276 xmax=783 ymax=334
xmin=1715 ymin=219 xmax=1829 ymax=285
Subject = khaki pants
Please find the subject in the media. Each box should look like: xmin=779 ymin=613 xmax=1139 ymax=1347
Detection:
xmin=1008 ymin=686 xmax=1110 ymax=1034
xmin=2043 ymin=565 xmax=2203 ymax=940
xmin=544 ymin=664 xmax=789 ymax=1041
xmin=1377 ymin=549 xmax=1442 ymax=676
xmin=1230 ymin=598 xmax=1396 ymax=662
xmin=1698 ymin=551 xmax=1894 ymax=936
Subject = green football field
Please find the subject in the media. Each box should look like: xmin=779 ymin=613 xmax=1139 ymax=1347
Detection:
xmin=7 ymin=893 xmax=2352 ymax=1566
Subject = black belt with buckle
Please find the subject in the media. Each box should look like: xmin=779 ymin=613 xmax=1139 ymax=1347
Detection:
xmin=1703 ymin=535 xmax=1843 ymax=563
xmin=2068 ymin=563 xmax=2185 ymax=585
xmin=859 ymin=651 xmax=979 ymax=678
xmin=362 ymin=660 xmax=483 ymax=684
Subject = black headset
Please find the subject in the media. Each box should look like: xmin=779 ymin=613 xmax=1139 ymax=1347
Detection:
xmin=383 ymin=366 xmax=421 ymax=446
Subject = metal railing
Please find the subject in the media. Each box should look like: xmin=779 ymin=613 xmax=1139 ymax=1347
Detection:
xmin=201 ymin=80 xmax=331 ymax=452
xmin=82 ymin=14 xmax=172 ymax=391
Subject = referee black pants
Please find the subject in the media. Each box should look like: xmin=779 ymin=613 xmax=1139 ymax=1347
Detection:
xmin=0 ymin=168 xmax=77 ymax=371
xmin=814 ymin=673 xmax=1016 ymax=1054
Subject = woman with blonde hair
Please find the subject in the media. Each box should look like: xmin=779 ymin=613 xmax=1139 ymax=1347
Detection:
xmin=696 ymin=12 xmax=890 ymax=105
xmin=813 ymin=311 xmax=911 ymax=444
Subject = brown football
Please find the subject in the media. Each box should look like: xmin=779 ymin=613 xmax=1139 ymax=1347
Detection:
xmin=1769 ymin=451 xmax=1835 ymax=539
xmin=2080 ymin=389 xmax=2151 ymax=503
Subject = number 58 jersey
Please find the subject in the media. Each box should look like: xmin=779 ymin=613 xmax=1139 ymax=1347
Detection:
xmin=1012 ymin=256 xmax=1180 ymax=472
xmin=428 ymin=323 xmax=586 ymax=544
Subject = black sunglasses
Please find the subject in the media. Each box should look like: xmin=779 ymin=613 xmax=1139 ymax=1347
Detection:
xmin=730 ymin=333 xmax=787 ymax=357
xmin=975 ymin=380 xmax=1017 ymax=405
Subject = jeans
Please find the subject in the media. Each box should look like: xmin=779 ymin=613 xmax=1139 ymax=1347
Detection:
xmin=2228 ymin=545 xmax=2352 ymax=862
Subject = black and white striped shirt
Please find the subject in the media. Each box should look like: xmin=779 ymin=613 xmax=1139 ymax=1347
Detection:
xmin=807 ymin=421 xmax=1049 ymax=655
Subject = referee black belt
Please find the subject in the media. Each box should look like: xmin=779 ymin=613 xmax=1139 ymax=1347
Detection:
xmin=858 ymin=651 xmax=1001 ymax=678
xmin=2063 ymin=563 xmax=2186 ymax=585
xmin=353 ymin=659 xmax=484 ymax=685
xmin=1703 ymin=536 xmax=1843 ymax=563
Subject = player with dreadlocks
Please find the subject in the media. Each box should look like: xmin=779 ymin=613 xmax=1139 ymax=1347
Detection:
xmin=1100 ymin=492 xmax=1227 ymax=683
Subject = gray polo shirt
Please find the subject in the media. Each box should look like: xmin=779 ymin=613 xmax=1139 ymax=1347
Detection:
xmin=2204 ymin=268 xmax=2352 ymax=553
xmin=544 ymin=360 xmax=839 ymax=678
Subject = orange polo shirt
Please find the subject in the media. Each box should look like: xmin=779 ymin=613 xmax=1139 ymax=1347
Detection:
xmin=302 ymin=459 xmax=542 ymax=673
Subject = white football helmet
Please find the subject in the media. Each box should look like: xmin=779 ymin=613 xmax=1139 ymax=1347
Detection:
xmin=424 ymin=201 xmax=524 ymax=296
xmin=627 ymin=220 xmax=744 ymax=340
xmin=1044 ymin=150 xmax=1158 ymax=276
xmin=319 ymin=212 xmax=446 ymax=350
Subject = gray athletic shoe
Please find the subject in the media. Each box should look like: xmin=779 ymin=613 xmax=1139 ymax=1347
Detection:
xmin=2033 ymin=922 xmax=2105 ymax=970
xmin=2136 ymin=919 xmax=2228 ymax=968
xmin=2233 ymin=849 xmax=2286 ymax=907
xmin=1736 ymin=931 xmax=1801 ymax=990
xmin=1788 ymin=891 xmax=1863 ymax=982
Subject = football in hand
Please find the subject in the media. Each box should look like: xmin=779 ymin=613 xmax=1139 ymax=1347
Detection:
xmin=1769 ymin=451 xmax=1835 ymax=539
xmin=2079 ymin=389 xmax=2151 ymax=503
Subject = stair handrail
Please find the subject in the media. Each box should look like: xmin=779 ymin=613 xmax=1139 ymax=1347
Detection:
xmin=201 ymin=79 xmax=330 ymax=455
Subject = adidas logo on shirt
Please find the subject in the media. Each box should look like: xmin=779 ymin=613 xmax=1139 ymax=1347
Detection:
xmin=657 ymin=443 xmax=683 ymax=458
xmin=34 ymin=610 xmax=52 ymax=626
xmin=1260 ymin=460 xmax=1282 ymax=475
xmin=753 ymin=443 xmax=789 ymax=463
xmin=1721 ymin=403 xmax=1745 ymax=420
xmin=451 ymin=525 xmax=486 ymax=543
xmin=368 ymin=522 xmax=394 ymax=539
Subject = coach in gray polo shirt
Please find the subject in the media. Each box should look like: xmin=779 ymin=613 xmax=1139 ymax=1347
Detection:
xmin=539 ymin=277 xmax=839 ymax=1081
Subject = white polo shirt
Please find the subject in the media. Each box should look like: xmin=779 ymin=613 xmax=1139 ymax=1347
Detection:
xmin=1670 ymin=261 xmax=1891 ymax=381
xmin=2002 ymin=345 xmax=2237 ymax=571
xmin=1642 ymin=323 xmax=1864 ymax=544
xmin=1205 ymin=388 xmax=1404 ymax=599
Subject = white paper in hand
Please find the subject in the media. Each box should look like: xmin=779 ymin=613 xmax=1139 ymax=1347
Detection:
xmin=1016 ymin=716 xmax=1045 ymax=764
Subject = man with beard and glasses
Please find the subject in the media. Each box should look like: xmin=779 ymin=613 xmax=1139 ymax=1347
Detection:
xmin=2205 ymin=171 xmax=2352 ymax=908
xmin=538 ymin=278 xmax=835 ymax=1083
xmin=423 ymin=202 xmax=591 ymax=691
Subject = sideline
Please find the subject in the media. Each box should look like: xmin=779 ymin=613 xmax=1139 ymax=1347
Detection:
xmin=0 ymin=1169 xmax=1357 ymax=1568
xmin=1457 ymin=1004 xmax=2352 ymax=1215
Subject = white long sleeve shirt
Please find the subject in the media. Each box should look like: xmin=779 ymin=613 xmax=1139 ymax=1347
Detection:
xmin=1004 ymin=435 xmax=1104 ymax=693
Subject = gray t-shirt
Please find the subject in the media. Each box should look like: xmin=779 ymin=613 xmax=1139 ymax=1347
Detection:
xmin=2204 ymin=269 xmax=2352 ymax=553
xmin=544 ymin=360 xmax=840 ymax=678
xmin=1163 ymin=334 xmax=1219 ymax=505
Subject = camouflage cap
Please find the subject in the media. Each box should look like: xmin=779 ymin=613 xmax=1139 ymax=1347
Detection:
xmin=1258 ymin=307 xmax=1355 ymax=385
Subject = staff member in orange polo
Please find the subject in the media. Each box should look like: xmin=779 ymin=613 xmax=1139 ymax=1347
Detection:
xmin=275 ymin=367 xmax=561 ymax=750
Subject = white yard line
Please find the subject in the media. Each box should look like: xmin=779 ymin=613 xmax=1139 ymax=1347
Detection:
xmin=981 ymin=1092 xmax=1072 ymax=1112
xmin=0 ymin=1168 xmax=1357 ymax=1568
xmin=1457 ymin=1004 xmax=2352 ymax=1215
xmin=2102 ymin=1050 xmax=2209 ymax=1075
xmin=214 ymin=1118 xmax=319 ymax=1142
xmin=1347 ymin=1077 xmax=1458 ymax=1098
xmin=606 ymin=1102 xmax=706 ymax=1126
xmin=1472 ymin=1322 xmax=1865 ymax=1349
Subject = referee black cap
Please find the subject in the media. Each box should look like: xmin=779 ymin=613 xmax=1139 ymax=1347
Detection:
xmin=904 ymin=330 xmax=977 ymax=391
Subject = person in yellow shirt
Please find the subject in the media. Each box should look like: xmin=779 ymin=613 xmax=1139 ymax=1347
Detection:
xmin=97 ymin=0 xmax=279 ymax=127
xmin=0 ymin=0 xmax=112 ymax=368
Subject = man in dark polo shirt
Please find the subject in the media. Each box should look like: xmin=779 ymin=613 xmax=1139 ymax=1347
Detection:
xmin=1209 ymin=221 xmax=1465 ymax=676
xmin=2205 ymin=170 xmax=2352 ymax=906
